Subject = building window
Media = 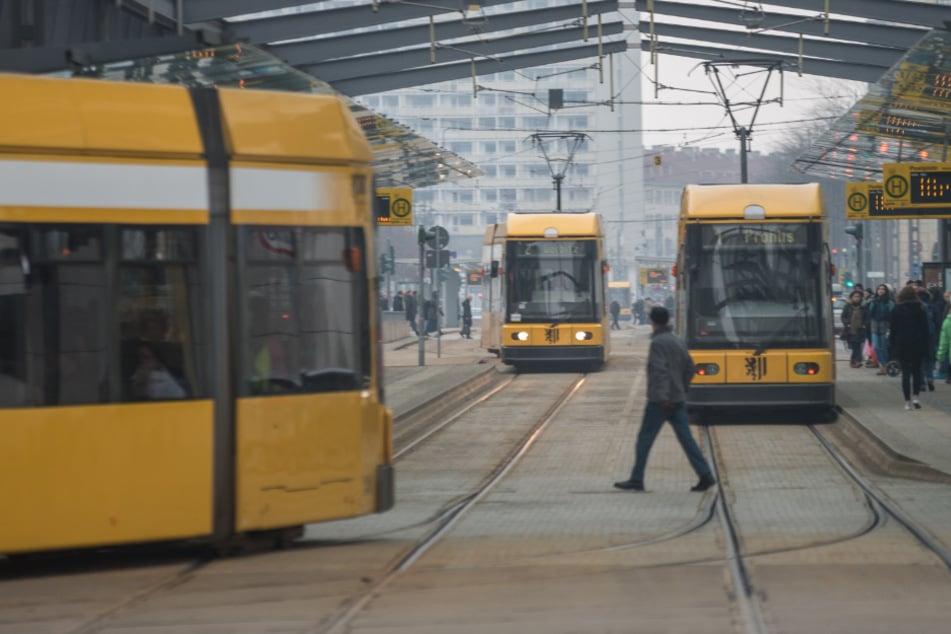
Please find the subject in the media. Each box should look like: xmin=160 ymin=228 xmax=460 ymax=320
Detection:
xmin=501 ymin=164 xmax=516 ymax=178
xmin=479 ymin=118 xmax=496 ymax=130
xmin=482 ymin=189 xmax=498 ymax=203
xmin=499 ymin=117 xmax=515 ymax=129
xmin=383 ymin=95 xmax=399 ymax=109
xmin=482 ymin=141 xmax=497 ymax=153
xmin=500 ymin=141 xmax=516 ymax=153
xmin=408 ymin=94 xmax=435 ymax=107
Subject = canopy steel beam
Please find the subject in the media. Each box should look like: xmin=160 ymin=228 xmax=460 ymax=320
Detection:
xmin=634 ymin=0 xmax=927 ymax=50
xmin=640 ymin=40 xmax=888 ymax=83
xmin=269 ymin=0 xmax=619 ymax=65
xmin=756 ymin=0 xmax=951 ymax=30
xmin=641 ymin=22 xmax=905 ymax=68
xmin=0 ymin=32 xmax=211 ymax=72
xmin=307 ymin=22 xmax=624 ymax=83
xmin=183 ymin=0 xmax=333 ymax=23
xmin=333 ymin=39 xmax=628 ymax=96
xmin=229 ymin=0 xmax=514 ymax=44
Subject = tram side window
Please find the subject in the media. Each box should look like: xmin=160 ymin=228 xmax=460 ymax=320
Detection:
xmin=242 ymin=226 xmax=370 ymax=396
xmin=0 ymin=226 xmax=109 ymax=407
xmin=117 ymin=228 xmax=201 ymax=402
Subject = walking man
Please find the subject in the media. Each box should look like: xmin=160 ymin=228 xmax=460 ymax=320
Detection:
xmin=614 ymin=306 xmax=716 ymax=492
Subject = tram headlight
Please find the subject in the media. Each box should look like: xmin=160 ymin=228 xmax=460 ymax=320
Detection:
xmin=575 ymin=331 xmax=593 ymax=341
xmin=511 ymin=331 xmax=529 ymax=341
xmin=793 ymin=362 xmax=819 ymax=376
xmin=695 ymin=363 xmax=720 ymax=376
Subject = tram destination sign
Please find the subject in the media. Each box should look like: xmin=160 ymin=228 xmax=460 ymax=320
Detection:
xmin=882 ymin=162 xmax=951 ymax=212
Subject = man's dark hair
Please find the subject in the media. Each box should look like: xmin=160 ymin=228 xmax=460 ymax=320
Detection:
xmin=649 ymin=305 xmax=669 ymax=325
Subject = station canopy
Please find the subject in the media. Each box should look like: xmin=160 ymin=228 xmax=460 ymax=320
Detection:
xmin=793 ymin=26 xmax=951 ymax=181
xmin=0 ymin=0 xmax=629 ymax=188
xmin=3 ymin=1 xmax=949 ymax=183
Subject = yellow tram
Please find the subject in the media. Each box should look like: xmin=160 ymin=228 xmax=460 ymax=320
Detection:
xmin=676 ymin=183 xmax=836 ymax=411
xmin=481 ymin=212 xmax=609 ymax=370
xmin=0 ymin=75 xmax=393 ymax=555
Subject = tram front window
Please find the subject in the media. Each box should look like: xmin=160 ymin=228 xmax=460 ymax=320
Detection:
xmin=241 ymin=227 xmax=370 ymax=396
xmin=686 ymin=223 xmax=825 ymax=349
xmin=506 ymin=239 xmax=598 ymax=323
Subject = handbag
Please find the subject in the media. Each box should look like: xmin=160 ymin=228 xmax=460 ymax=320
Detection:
xmin=839 ymin=325 xmax=850 ymax=341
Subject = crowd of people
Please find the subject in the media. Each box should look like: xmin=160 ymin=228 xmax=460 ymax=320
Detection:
xmin=840 ymin=279 xmax=951 ymax=410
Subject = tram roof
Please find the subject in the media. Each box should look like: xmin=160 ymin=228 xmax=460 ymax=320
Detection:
xmin=1 ymin=73 xmax=373 ymax=164
xmin=680 ymin=184 xmax=825 ymax=220
xmin=505 ymin=212 xmax=603 ymax=238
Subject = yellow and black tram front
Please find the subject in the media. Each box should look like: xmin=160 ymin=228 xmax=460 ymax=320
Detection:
xmin=679 ymin=202 xmax=835 ymax=411
xmin=500 ymin=233 xmax=607 ymax=369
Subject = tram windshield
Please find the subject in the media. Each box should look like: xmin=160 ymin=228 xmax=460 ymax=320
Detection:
xmin=506 ymin=239 xmax=599 ymax=323
xmin=684 ymin=223 xmax=826 ymax=349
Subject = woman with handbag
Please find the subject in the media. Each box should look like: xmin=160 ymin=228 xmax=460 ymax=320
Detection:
xmin=889 ymin=285 xmax=930 ymax=410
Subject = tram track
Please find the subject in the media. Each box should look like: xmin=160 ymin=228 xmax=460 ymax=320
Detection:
xmin=690 ymin=417 xmax=951 ymax=634
xmin=315 ymin=373 xmax=588 ymax=634
xmin=809 ymin=423 xmax=951 ymax=572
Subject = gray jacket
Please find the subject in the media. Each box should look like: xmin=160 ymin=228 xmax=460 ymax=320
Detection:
xmin=647 ymin=326 xmax=696 ymax=404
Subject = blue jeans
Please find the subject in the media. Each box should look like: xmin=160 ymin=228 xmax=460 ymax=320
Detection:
xmin=629 ymin=402 xmax=711 ymax=482
xmin=871 ymin=332 xmax=888 ymax=366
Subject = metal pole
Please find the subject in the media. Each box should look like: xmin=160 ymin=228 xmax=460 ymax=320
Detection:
xmin=436 ymin=283 xmax=442 ymax=359
xmin=739 ymin=127 xmax=749 ymax=184
xmin=555 ymin=175 xmax=563 ymax=211
xmin=417 ymin=234 xmax=426 ymax=366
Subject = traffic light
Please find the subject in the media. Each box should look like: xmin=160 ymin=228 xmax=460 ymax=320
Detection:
xmin=843 ymin=270 xmax=854 ymax=288
xmin=844 ymin=225 xmax=863 ymax=240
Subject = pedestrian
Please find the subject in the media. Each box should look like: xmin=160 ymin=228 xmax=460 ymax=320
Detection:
xmin=423 ymin=293 xmax=442 ymax=335
xmin=614 ymin=306 xmax=716 ymax=493
xmin=867 ymin=284 xmax=894 ymax=375
xmin=936 ymin=296 xmax=951 ymax=385
xmin=918 ymin=288 xmax=937 ymax=391
xmin=609 ymin=299 xmax=621 ymax=330
xmin=840 ymin=289 xmax=868 ymax=368
xmin=633 ymin=297 xmax=645 ymax=325
xmin=889 ymin=285 xmax=930 ymax=410
xmin=392 ymin=290 xmax=404 ymax=312
xmin=405 ymin=290 xmax=418 ymax=335
xmin=461 ymin=295 xmax=473 ymax=339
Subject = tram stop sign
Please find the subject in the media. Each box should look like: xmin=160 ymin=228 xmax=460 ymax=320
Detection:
xmin=425 ymin=225 xmax=450 ymax=249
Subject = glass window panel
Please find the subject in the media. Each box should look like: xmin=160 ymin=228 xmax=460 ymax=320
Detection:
xmin=685 ymin=223 xmax=825 ymax=349
xmin=242 ymin=227 xmax=369 ymax=396
xmin=506 ymin=240 xmax=599 ymax=323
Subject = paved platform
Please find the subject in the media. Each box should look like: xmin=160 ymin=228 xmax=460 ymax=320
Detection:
xmin=382 ymin=326 xmax=951 ymax=479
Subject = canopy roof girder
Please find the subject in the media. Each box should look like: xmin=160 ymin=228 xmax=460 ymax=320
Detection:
xmin=640 ymin=22 xmax=906 ymax=69
xmin=268 ymin=0 xmax=619 ymax=65
xmin=638 ymin=40 xmax=889 ymax=84
xmin=334 ymin=39 xmax=628 ymax=96
xmin=310 ymin=22 xmax=625 ymax=84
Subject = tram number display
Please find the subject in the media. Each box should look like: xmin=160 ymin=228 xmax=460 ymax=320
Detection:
xmin=517 ymin=241 xmax=585 ymax=256
xmin=701 ymin=224 xmax=807 ymax=246
xmin=910 ymin=170 xmax=951 ymax=205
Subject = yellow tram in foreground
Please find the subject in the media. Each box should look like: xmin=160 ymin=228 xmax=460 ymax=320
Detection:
xmin=481 ymin=212 xmax=609 ymax=370
xmin=0 ymin=75 xmax=393 ymax=555
xmin=676 ymin=184 xmax=836 ymax=412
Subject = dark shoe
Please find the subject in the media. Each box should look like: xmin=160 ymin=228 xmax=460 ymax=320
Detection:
xmin=613 ymin=480 xmax=644 ymax=491
xmin=690 ymin=473 xmax=716 ymax=492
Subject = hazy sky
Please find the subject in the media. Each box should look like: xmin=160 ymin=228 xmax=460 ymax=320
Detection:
xmin=636 ymin=51 xmax=869 ymax=154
